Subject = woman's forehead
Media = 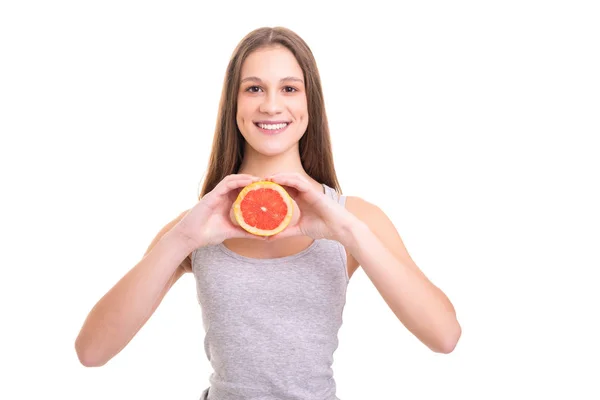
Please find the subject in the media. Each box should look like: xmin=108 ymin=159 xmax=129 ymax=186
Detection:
xmin=241 ymin=46 xmax=303 ymax=82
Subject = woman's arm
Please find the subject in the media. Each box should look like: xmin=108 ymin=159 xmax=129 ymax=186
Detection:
xmin=74 ymin=210 xmax=194 ymax=367
xmin=343 ymin=196 xmax=461 ymax=354
xmin=260 ymin=172 xmax=461 ymax=353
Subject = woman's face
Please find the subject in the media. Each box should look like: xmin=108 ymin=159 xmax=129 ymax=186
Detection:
xmin=236 ymin=45 xmax=309 ymax=157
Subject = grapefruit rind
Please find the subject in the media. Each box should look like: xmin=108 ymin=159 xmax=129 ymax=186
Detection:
xmin=233 ymin=181 xmax=294 ymax=236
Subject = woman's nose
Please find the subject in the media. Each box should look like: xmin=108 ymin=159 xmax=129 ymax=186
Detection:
xmin=259 ymin=93 xmax=283 ymax=114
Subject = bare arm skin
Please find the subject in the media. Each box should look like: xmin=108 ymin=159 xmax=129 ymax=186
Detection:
xmin=74 ymin=210 xmax=194 ymax=367
xmin=344 ymin=196 xmax=461 ymax=353
xmin=74 ymin=173 xmax=263 ymax=367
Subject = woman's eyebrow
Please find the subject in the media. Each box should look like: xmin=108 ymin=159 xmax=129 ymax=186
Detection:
xmin=240 ymin=76 xmax=304 ymax=85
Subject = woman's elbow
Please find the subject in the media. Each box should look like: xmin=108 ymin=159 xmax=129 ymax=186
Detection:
xmin=75 ymin=336 xmax=109 ymax=368
xmin=435 ymin=321 xmax=462 ymax=354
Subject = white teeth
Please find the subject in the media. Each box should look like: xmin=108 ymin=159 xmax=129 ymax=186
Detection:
xmin=257 ymin=123 xmax=288 ymax=130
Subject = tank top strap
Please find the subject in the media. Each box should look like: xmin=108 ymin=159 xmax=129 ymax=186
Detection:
xmin=322 ymin=183 xmax=346 ymax=207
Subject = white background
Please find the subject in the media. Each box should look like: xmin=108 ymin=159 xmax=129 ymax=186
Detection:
xmin=1 ymin=1 xmax=599 ymax=399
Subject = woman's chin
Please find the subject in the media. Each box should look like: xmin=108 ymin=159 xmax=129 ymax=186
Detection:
xmin=248 ymin=143 xmax=294 ymax=158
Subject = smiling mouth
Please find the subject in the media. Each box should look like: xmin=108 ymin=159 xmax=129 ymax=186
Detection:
xmin=254 ymin=122 xmax=289 ymax=130
xmin=254 ymin=122 xmax=290 ymax=135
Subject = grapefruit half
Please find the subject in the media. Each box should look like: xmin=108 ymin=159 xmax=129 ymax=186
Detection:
xmin=232 ymin=181 xmax=294 ymax=236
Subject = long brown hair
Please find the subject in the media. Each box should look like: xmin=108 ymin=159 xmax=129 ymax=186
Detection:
xmin=198 ymin=26 xmax=342 ymax=199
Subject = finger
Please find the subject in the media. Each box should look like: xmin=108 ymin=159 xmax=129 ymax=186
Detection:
xmin=226 ymin=186 xmax=245 ymax=204
xmin=266 ymin=174 xmax=322 ymax=206
xmin=280 ymin=185 xmax=299 ymax=198
xmin=289 ymin=197 xmax=301 ymax=226
xmin=229 ymin=173 xmax=261 ymax=181
xmin=266 ymin=173 xmax=312 ymax=193
xmin=229 ymin=205 xmax=238 ymax=226
xmin=223 ymin=173 xmax=262 ymax=185
xmin=203 ymin=177 xmax=259 ymax=209
xmin=215 ymin=175 xmax=261 ymax=197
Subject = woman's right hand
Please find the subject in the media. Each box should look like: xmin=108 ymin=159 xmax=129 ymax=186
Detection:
xmin=175 ymin=174 xmax=265 ymax=248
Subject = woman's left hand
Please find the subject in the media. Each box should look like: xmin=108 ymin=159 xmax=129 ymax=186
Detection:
xmin=264 ymin=172 xmax=355 ymax=243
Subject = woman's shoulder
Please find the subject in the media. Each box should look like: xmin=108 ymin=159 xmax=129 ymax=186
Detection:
xmin=342 ymin=193 xmax=415 ymax=277
xmin=342 ymin=195 xmax=399 ymax=246
xmin=343 ymin=195 xmax=382 ymax=219
xmin=344 ymin=192 xmax=405 ymax=237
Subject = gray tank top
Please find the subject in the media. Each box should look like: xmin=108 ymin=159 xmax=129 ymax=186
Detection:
xmin=191 ymin=184 xmax=349 ymax=400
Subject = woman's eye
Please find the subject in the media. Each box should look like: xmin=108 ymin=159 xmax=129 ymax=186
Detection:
xmin=244 ymin=86 xmax=297 ymax=93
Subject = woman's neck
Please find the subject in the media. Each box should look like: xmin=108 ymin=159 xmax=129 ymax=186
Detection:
xmin=238 ymin=145 xmax=309 ymax=179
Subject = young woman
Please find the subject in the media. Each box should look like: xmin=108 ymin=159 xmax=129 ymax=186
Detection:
xmin=75 ymin=26 xmax=461 ymax=400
